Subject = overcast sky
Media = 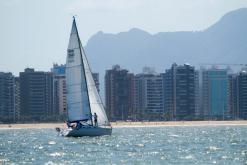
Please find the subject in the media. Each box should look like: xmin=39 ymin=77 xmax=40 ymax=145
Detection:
xmin=0 ymin=0 xmax=247 ymax=75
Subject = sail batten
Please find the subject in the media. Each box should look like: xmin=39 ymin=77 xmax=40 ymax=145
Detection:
xmin=66 ymin=18 xmax=109 ymax=126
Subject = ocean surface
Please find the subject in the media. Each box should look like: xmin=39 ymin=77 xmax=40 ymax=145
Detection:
xmin=0 ymin=126 xmax=247 ymax=164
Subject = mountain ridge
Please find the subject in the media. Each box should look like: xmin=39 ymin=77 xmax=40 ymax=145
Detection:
xmin=85 ymin=8 xmax=247 ymax=80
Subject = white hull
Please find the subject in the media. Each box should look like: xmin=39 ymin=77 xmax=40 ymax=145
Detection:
xmin=57 ymin=126 xmax=112 ymax=137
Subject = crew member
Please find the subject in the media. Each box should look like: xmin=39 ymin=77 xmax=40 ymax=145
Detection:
xmin=94 ymin=113 xmax=98 ymax=126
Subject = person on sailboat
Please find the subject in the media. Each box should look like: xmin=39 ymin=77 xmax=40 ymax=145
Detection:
xmin=66 ymin=121 xmax=76 ymax=129
xmin=94 ymin=113 xmax=98 ymax=127
xmin=66 ymin=121 xmax=72 ymax=128
xmin=76 ymin=121 xmax=82 ymax=129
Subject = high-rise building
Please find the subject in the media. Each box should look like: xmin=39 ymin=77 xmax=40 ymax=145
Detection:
xmin=197 ymin=67 xmax=205 ymax=119
xmin=14 ymin=77 xmax=20 ymax=122
xmin=134 ymin=67 xmax=164 ymax=120
xmin=163 ymin=63 xmax=197 ymax=120
xmin=105 ymin=65 xmax=134 ymax=121
xmin=19 ymin=68 xmax=53 ymax=121
xmin=52 ymin=64 xmax=66 ymax=117
xmin=128 ymin=73 xmax=135 ymax=119
xmin=228 ymin=74 xmax=238 ymax=119
xmin=51 ymin=64 xmax=67 ymax=117
xmin=0 ymin=72 xmax=15 ymax=123
xmin=202 ymin=68 xmax=228 ymax=119
xmin=194 ymin=70 xmax=200 ymax=118
xmin=238 ymin=70 xmax=247 ymax=119
xmin=163 ymin=66 xmax=174 ymax=120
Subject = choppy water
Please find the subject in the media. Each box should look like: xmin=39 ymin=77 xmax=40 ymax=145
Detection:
xmin=0 ymin=126 xmax=247 ymax=164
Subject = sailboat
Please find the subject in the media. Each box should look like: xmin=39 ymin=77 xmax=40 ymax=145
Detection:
xmin=56 ymin=17 xmax=112 ymax=137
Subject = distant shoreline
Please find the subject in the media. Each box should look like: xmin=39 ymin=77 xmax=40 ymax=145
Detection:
xmin=0 ymin=120 xmax=247 ymax=129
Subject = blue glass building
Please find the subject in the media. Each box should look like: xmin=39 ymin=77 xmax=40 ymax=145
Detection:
xmin=51 ymin=63 xmax=66 ymax=75
xmin=202 ymin=68 xmax=228 ymax=119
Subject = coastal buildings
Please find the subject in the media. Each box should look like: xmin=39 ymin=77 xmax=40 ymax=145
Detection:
xmin=163 ymin=64 xmax=197 ymax=120
xmin=51 ymin=64 xmax=67 ymax=118
xmin=134 ymin=67 xmax=164 ymax=120
xmin=202 ymin=68 xmax=228 ymax=120
xmin=1 ymin=63 xmax=247 ymax=123
xmin=14 ymin=77 xmax=20 ymax=122
xmin=228 ymin=74 xmax=239 ymax=119
xmin=0 ymin=72 xmax=15 ymax=122
xmin=238 ymin=70 xmax=247 ymax=119
xmin=105 ymin=65 xmax=134 ymax=121
xmin=19 ymin=68 xmax=53 ymax=121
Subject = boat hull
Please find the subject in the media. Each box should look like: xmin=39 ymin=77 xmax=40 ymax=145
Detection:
xmin=64 ymin=126 xmax=112 ymax=137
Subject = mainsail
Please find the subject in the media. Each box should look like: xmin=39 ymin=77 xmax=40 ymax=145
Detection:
xmin=66 ymin=18 xmax=109 ymax=126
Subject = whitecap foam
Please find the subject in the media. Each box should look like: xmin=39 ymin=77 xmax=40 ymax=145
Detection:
xmin=48 ymin=141 xmax=56 ymax=145
xmin=44 ymin=161 xmax=57 ymax=165
xmin=136 ymin=143 xmax=145 ymax=147
xmin=0 ymin=158 xmax=9 ymax=162
xmin=181 ymin=155 xmax=195 ymax=160
xmin=50 ymin=152 xmax=65 ymax=157
xmin=241 ymin=150 xmax=247 ymax=155
xmin=208 ymin=146 xmax=221 ymax=151
xmin=168 ymin=134 xmax=179 ymax=137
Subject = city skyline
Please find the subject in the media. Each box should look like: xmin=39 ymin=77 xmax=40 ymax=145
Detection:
xmin=1 ymin=63 xmax=246 ymax=123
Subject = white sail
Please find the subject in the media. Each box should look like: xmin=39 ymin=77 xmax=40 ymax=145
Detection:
xmin=66 ymin=19 xmax=91 ymax=122
xmin=80 ymin=45 xmax=110 ymax=126
xmin=66 ymin=18 xmax=109 ymax=126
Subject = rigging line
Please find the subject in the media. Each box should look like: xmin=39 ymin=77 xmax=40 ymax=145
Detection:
xmin=66 ymin=64 xmax=82 ymax=69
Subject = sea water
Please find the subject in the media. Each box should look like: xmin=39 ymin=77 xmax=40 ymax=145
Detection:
xmin=0 ymin=126 xmax=247 ymax=164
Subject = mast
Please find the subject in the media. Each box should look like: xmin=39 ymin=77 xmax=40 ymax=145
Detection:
xmin=73 ymin=17 xmax=93 ymax=125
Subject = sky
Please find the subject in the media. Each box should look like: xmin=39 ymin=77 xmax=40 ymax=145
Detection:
xmin=0 ymin=0 xmax=247 ymax=76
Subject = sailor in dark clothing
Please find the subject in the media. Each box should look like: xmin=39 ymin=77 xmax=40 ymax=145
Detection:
xmin=66 ymin=121 xmax=73 ymax=128
xmin=94 ymin=113 xmax=98 ymax=126
xmin=76 ymin=121 xmax=82 ymax=129
xmin=67 ymin=121 xmax=79 ymax=129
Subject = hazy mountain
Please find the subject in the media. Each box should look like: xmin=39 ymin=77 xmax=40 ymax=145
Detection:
xmin=85 ymin=8 xmax=247 ymax=82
